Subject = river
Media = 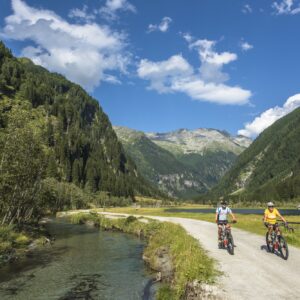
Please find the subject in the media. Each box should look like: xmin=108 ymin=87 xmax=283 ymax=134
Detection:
xmin=0 ymin=218 xmax=156 ymax=300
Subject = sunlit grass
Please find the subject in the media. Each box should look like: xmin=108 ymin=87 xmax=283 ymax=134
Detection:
xmin=0 ymin=226 xmax=32 ymax=256
xmin=100 ymin=207 xmax=300 ymax=248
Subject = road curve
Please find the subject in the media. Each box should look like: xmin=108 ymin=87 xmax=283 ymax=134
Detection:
xmin=100 ymin=212 xmax=300 ymax=300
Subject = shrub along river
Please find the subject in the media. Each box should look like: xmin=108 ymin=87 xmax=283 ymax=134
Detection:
xmin=0 ymin=218 xmax=156 ymax=300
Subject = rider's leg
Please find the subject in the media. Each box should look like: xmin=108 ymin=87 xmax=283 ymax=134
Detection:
xmin=268 ymin=225 xmax=273 ymax=241
xmin=218 ymin=225 xmax=222 ymax=241
xmin=274 ymin=224 xmax=280 ymax=236
xmin=225 ymin=224 xmax=231 ymax=230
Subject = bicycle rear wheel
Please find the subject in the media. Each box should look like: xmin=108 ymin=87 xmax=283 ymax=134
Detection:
xmin=279 ymin=236 xmax=289 ymax=260
xmin=266 ymin=232 xmax=273 ymax=253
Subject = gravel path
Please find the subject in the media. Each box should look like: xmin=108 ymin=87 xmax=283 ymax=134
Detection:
xmin=100 ymin=212 xmax=300 ymax=300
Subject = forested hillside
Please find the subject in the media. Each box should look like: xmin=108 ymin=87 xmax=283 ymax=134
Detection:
xmin=0 ymin=41 xmax=162 ymax=225
xmin=202 ymin=107 xmax=300 ymax=204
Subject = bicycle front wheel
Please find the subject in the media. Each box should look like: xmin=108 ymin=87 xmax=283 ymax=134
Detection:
xmin=227 ymin=233 xmax=234 ymax=255
xmin=279 ymin=236 xmax=289 ymax=260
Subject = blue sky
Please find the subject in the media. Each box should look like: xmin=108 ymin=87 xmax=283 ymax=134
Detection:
xmin=1 ymin=0 xmax=300 ymax=137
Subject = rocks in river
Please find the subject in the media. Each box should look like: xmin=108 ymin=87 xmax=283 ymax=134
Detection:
xmin=143 ymin=246 xmax=174 ymax=283
xmin=0 ymin=249 xmax=17 ymax=265
xmin=59 ymin=273 xmax=107 ymax=300
xmin=85 ymin=220 xmax=96 ymax=227
xmin=183 ymin=280 xmax=226 ymax=300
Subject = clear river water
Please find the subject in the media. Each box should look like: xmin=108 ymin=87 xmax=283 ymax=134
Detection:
xmin=0 ymin=218 xmax=155 ymax=300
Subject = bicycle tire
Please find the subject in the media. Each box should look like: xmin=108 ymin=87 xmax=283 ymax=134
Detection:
xmin=227 ymin=232 xmax=234 ymax=255
xmin=266 ymin=232 xmax=273 ymax=253
xmin=279 ymin=236 xmax=289 ymax=260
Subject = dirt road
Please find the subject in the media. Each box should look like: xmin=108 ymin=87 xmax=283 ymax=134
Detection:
xmin=101 ymin=212 xmax=300 ymax=300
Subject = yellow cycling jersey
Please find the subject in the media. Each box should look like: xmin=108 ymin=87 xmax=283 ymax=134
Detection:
xmin=264 ymin=208 xmax=280 ymax=224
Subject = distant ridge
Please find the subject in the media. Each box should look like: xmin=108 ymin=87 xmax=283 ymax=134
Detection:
xmin=114 ymin=126 xmax=251 ymax=199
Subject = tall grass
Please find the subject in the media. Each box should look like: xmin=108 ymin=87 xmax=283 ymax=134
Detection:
xmin=0 ymin=225 xmax=31 ymax=255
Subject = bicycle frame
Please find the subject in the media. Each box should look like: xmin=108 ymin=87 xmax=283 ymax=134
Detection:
xmin=219 ymin=222 xmax=235 ymax=255
xmin=266 ymin=223 xmax=289 ymax=260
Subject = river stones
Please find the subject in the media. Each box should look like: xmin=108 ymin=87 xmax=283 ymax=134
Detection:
xmin=183 ymin=280 xmax=226 ymax=300
xmin=144 ymin=246 xmax=174 ymax=283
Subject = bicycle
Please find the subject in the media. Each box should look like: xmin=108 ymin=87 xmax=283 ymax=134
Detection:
xmin=218 ymin=221 xmax=236 ymax=255
xmin=265 ymin=222 xmax=289 ymax=260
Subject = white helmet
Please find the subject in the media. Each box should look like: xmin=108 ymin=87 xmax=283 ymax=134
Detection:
xmin=267 ymin=202 xmax=274 ymax=207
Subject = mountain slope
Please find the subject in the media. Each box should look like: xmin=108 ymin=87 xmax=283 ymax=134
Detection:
xmin=114 ymin=126 xmax=251 ymax=198
xmin=114 ymin=126 xmax=208 ymax=198
xmin=204 ymin=107 xmax=300 ymax=203
xmin=0 ymin=40 xmax=161 ymax=221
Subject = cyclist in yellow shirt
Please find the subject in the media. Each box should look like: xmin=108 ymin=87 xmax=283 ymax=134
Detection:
xmin=264 ymin=202 xmax=286 ymax=236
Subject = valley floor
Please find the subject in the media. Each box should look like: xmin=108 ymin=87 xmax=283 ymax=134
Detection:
xmin=103 ymin=206 xmax=300 ymax=248
xmin=100 ymin=212 xmax=300 ymax=300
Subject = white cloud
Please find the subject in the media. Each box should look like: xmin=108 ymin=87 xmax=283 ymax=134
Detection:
xmin=242 ymin=4 xmax=253 ymax=14
xmin=68 ymin=5 xmax=96 ymax=21
xmin=137 ymin=55 xmax=193 ymax=93
xmin=103 ymin=74 xmax=122 ymax=85
xmin=99 ymin=0 xmax=136 ymax=20
xmin=148 ymin=17 xmax=172 ymax=33
xmin=188 ymin=39 xmax=237 ymax=84
xmin=182 ymin=32 xmax=193 ymax=43
xmin=1 ymin=0 xmax=130 ymax=91
xmin=137 ymin=38 xmax=252 ymax=105
xmin=272 ymin=0 xmax=300 ymax=15
xmin=171 ymin=79 xmax=251 ymax=105
xmin=238 ymin=94 xmax=300 ymax=137
xmin=240 ymin=41 xmax=253 ymax=51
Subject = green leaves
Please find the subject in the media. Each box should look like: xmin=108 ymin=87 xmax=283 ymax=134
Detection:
xmin=0 ymin=40 xmax=162 ymax=225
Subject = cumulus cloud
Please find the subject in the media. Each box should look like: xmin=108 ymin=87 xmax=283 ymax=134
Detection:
xmin=238 ymin=94 xmax=300 ymax=137
xmin=1 ymin=0 xmax=130 ymax=91
xmin=272 ymin=0 xmax=300 ymax=15
xmin=147 ymin=17 xmax=172 ymax=33
xmin=189 ymin=39 xmax=237 ymax=84
xmin=242 ymin=4 xmax=253 ymax=14
xmin=99 ymin=0 xmax=136 ymax=20
xmin=137 ymin=37 xmax=252 ymax=105
xmin=240 ymin=41 xmax=253 ymax=51
xmin=68 ymin=5 xmax=96 ymax=21
xmin=138 ymin=55 xmax=193 ymax=92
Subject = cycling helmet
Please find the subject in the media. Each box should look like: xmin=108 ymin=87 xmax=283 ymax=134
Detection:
xmin=267 ymin=202 xmax=274 ymax=207
xmin=221 ymin=200 xmax=227 ymax=206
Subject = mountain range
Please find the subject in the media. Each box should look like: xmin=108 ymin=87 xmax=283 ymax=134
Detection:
xmin=114 ymin=126 xmax=252 ymax=198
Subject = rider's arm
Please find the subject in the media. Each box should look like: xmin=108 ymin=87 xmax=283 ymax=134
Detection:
xmin=263 ymin=213 xmax=267 ymax=223
xmin=230 ymin=213 xmax=237 ymax=222
xmin=215 ymin=212 xmax=218 ymax=223
xmin=277 ymin=212 xmax=286 ymax=223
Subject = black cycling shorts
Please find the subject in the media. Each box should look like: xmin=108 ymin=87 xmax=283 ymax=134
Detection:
xmin=265 ymin=223 xmax=278 ymax=230
xmin=217 ymin=220 xmax=228 ymax=225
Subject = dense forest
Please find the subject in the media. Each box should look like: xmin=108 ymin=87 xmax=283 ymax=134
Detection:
xmin=0 ymin=41 xmax=164 ymax=225
xmin=200 ymin=106 xmax=300 ymax=204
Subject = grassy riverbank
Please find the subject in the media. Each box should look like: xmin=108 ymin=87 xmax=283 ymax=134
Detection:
xmin=99 ymin=207 xmax=300 ymax=248
xmin=0 ymin=226 xmax=32 ymax=265
xmin=70 ymin=213 xmax=218 ymax=300
xmin=0 ymin=225 xmax=50 ymax=266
